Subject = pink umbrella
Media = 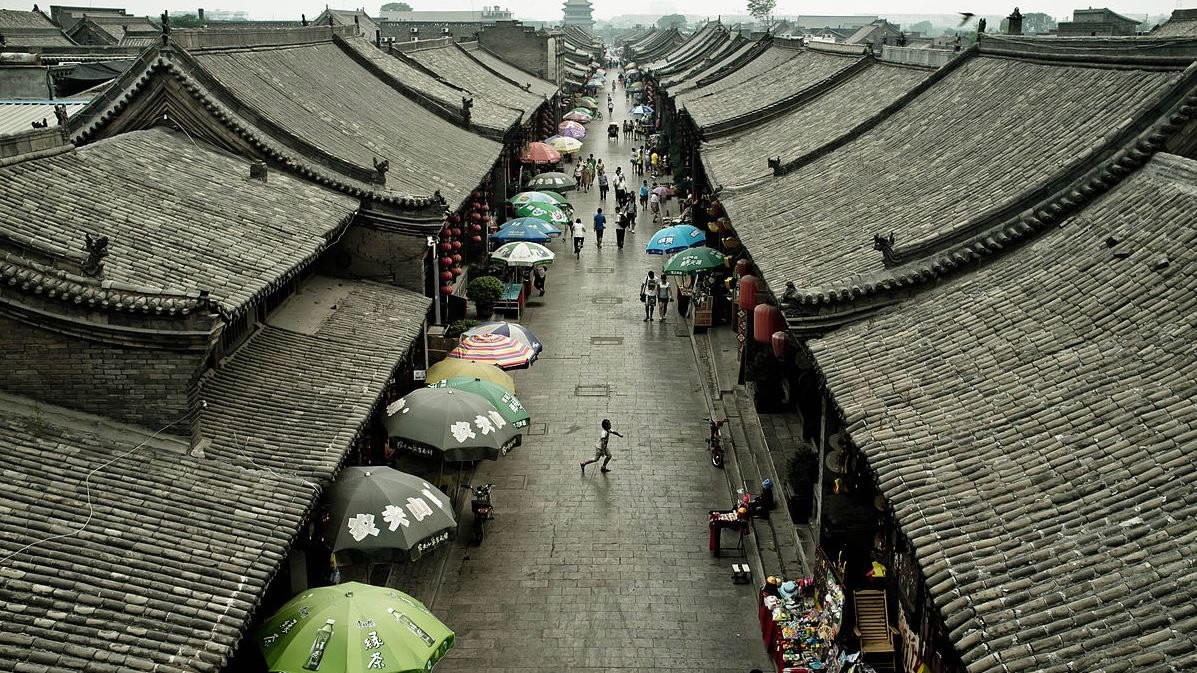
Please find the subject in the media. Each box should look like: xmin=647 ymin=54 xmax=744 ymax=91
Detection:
xmin=448 ymin=333 xmax=537 ymax=369
xmin=563 ymin=111 xmax=592 ymax=123
xmin=653 ymin=185 xmax=671 ymax=199
xmin=521 ymin=142 xmax=561 ymax=165
xmin=559 ymin=126 xmax=586 ymax=140
xmin=558 ymin=120 xmax=585 ymax=133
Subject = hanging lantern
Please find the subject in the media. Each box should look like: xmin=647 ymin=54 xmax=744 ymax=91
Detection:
xmin=440 ymin=270 xmax=454 ymax=282
xmin=440 ymin=256 xmax=453 ymax=268
xmin=440 ymin=284 xmax=454 ymax=295
xmin=754 ymin=304 xmax=784 ymax=344
xmin=451 ymin=228 xmax=462 ymax=237
xmin=451 ymin=241 xmax=462 ymax=251
xmin=471 ymin=212 xmax=482 ymax=222
xmin=471 ymin=234 xmax=483 ymax=243
xmin=451 ymin=254 xmax=463 ymax=264
xmin=481 ymin=203 xmax=490 ymax=211
xmin=472 ymin=190 xmax=482 ymax=199
xmin=450 ymin=214 xmax=461 ymax=223
xmin=722 ymin=236 xmax=740 ymax=250
xmin=739 ymin=275 xmax=760 ymax=309
xmin=471 ymin=224 xmax=483 ymax=233
xmin=772 ymin=331 xmax=788 ymax=358
xmin=439 ymin=242 xmax=452 ymax=253
xmin=450 ymin=267 xmax=463 ymax=277
xmin=440 ymin=226 xmax=452 ymax=238
xmin=735 ymin=259 xmax=752 ymax=278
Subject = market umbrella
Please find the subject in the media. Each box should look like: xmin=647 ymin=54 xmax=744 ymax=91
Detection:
xmin=558 ymin=120 xmax=586 ymax=133
xmin=557 ymin=125 xmax=586 ymax=140
xmin=624 ymin=61 xmax=637 ymax=69
xmin=498 ymin=216 xmax=562 ymax=238
xmin=662 ymin=246 xmax=726 ymax=275
xmin=584 ymin=80 xmax=601 ymax=90
xmin=563 ymin=111 xmax=592 ymax=123
xmin=509 ymin=191 xmax=570 ymax=208
xmin=513 ymin=202 xmax=570 ymax=226
xmin=491 ymin=241 xmax=555 ymax=267
xmin=629 ymin=104 xmax=654 ymax=117
xmin=653 ymin=184 xmax=672 ymax=199
xmin=325 ymin=467 xmax=456 ymax=559
xmin=568 ymin=107 xmax=595 ymax=118
xmin=646 ymin=225 xmax=706 ymax=255
xmin=624 ymin=68 xmax=640 ymax=76
xmin=628 ymin=81 xmax=644 ymax=92
xmin=546 ymin=136 xmax=583 ymax=155
xmin=492 ymin=221 xmax=552 ymax=244
xmin=383 ymin=387 xmax=519 ymax=462
xmin=448 ymin=333 xmax=536 ymax=369
xmin=425 ymin=358 xmax=514 ymax=393
xmin=578 ymin=97 xmax=598 ymax=109
xmin=463 ymin=320 xmax=543 ymax=354
xmin=257 ymin=583 xmax=453 ymax=673
xmin=526 ymin=171 xmax=574 ymax=192
xmin=429 ymin=376 xmax=530 ymax=429
xmin=520 ymin=141 xmax=561 ymax=164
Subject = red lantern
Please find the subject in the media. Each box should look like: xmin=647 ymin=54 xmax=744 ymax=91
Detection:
xmin=440 ymin=284 xmax=454 ymax=295
xmin=772 ymin=331 xmax=788 ymax=358
xmin=471 ymin=212 xmax=482 ymax=222
xmin=451 ymin=241 xmax=462 ymax=251
xmin=451 ymin=228 xmax=462 ymax=237
xmin=471 ymin=235 xmax=483 ymax=243
xmin=481 ymin=203 xmax=490 ymax=211
xmin=471 ymin=224 xmax=482 ymax=233
xmin=439 ymin=242 xmax=452 ymax=253
xmin=472 ymin=190 xmax=482 ymax=199
xmin=451 ymin=267 xmax=463 ymax=277
xmin=735 ymin=259 xmax=752 ymax=278
xmin=440 ymin=227 xmax=452 ymax=238
xmin=440 ymin=256 xmax=453 ymax=268
xmin=754 ymin=304 xmax=784 ymax=344
xmin=451 ymin=214 xmax=461 ymax=223
xmin=440 ymin=270 xmax=453 ymax=282
xmin=739 ymin=275 xmax=760 ymax=309
xmin=451 ymin=254 xmax=463 ymax=263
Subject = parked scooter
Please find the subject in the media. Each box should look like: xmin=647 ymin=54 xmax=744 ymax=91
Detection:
xmin=704 ymin=417 xmax=728 ymax=468
xmin=461 ymin=484 xmax=495 ymax=545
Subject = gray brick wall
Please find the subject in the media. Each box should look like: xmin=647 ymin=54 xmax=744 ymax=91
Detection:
xmin=477 ymin=23 xmax=549 ymax=80
xmin=0 ymin=314 xmax=204 ymax=434
xmin=330 ymin=227 xmax=428 ymax=293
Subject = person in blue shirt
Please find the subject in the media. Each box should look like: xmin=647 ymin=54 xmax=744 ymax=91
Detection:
xmin=593 ymin=208 xmax=606 ymax=249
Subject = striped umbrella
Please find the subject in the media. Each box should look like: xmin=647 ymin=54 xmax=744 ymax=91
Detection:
xmin=558 ymin=120 xmax=586 ymax=133
xmin=448 ymin=333 xmax=536 ymax=369
xmin=464 ymin=321 xmax=543 ymax=354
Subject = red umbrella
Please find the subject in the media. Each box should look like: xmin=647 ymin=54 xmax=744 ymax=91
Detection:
xmin=521 ymin=142 xmax=562 ymax=165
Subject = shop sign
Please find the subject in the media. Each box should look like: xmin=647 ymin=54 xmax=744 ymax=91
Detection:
xmin=413 ymin=369 xmax=426 ymax=381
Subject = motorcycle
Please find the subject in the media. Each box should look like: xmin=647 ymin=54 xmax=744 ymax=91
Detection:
xmin=704 ymin=417 xmax=727 ymax=468
xmin=461 ymin=484 xmax=495 ymax=545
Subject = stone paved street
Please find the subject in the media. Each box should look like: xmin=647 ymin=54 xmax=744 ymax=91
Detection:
xmin=412 ymin=71 xmax=773 ymax=672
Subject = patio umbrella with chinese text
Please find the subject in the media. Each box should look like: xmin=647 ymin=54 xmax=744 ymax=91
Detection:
xmin=429 ymin=376 xmax=530 ymax=429
xmin=383 ymin=387 xmax=519 ymax=462
xmin=325 ymin=467 xmax=456 ymax=559
xmin=425 ymin=359 xmax=514 ymax=393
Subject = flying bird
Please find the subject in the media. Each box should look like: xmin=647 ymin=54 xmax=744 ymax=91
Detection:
xmin=958 ymin=12 xmax=975 ymax=26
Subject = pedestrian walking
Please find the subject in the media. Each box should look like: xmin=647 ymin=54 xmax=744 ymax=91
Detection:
xmin=581 ymin=164 xmax=593 ymax=193
xmin=639 ymin=180 xmax=649 ymax=208
xmin=650 ymin=150 xmax=660 ymax=176
xmin=613 ymin=168 xmax=627 ymax=206
xmin=593 ymin=208 xmax=606 ymax=248
xmin=640 ymin=270 xmax=659 ymax=321
xmin=573 ymin=163 xmax=582 ymax=189
xmin=626 ymin=195 xmax=638 ymax=233
xmin=656 ymin=274 xmax=672 ymax=320
xmin=649 ymin=188 xmax=661 ymax=224
xmin=608 ymin=98 xmax=614 ymax=116
xmin=572 ymin=218 xmax=586 ymax=259
xmin=581 ymin=419 xmax=623 ymax=474
xmin=616 ymin=206 xmax=629 ymax=249
xmin=597 ymin=171 xmax=609 ymax=200
xmin=630 ymin=148 xmax=639 ymax=175
xmin=533 ymin=265 xmax=547 ymax=295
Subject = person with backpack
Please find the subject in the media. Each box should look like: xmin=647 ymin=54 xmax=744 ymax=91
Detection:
xmin=615 ymin=206 xmax=629 ymax=249
xmin=640 ymin=271 xmax=659 ymax=321
xmin=593 ymin=208 xmax=606 ymax=249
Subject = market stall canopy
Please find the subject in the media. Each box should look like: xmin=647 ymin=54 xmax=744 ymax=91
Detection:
xmin=520 ymin=141 xmax=562 ymax=164
xmin=646 ymin=224 xmax=707 ymax=255
xmin=663 ymin=246 xmax=726 ymax=275
xmin=513 ymin=202 xmax=570 ymax=225
xmin=383 ymin=387 xmax=519 ymax=462
xmin=463 ymin=320 xmax=543 ymax=354
xmin=492 ymin=221 xmax=553 ymax=244
xmin=526 ymin=171 xmax=575 ymax=192
xmin=325 ymin=467 xmax=456 ymax=558
xmin=448 ymin=333 xmax=537 ymax=369
xmin=429 ymin=376 xmax=530 ymax=429
xmin=425 ymin=358 xmax=515 ymax=393
xmin=491 ymin=241 xmax=556 ymax=267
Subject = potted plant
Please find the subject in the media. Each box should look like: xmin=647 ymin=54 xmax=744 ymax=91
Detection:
xmin=446 ymin=319 xmax=479 ymax=339
xmin=466 ymin=275 xmax=504 ymax=318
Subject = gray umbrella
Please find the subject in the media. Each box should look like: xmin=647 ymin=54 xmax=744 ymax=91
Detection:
xmin=326 ymin=467 xmax=456 ymax=559
xmin=526 ymin=171 xmax=575 ymax=192
xmin=383 ymin=387 xmax=520 ymax=462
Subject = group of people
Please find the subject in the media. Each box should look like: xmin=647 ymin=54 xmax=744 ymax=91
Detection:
xmin=629 ymin=146 xmax=664 ymax=178
xmin=572 ymin=153 xmax=606 ymax=192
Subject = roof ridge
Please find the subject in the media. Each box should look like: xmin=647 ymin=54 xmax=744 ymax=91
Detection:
xmin=978 ymin=34 xmax=1197 ymax=70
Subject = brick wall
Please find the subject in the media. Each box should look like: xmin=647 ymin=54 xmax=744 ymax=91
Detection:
xmin=0 ymin=314 xmax=205 ymax=434
xmin=329 ymin=228 xmax=428 ymax=293
xmin=477 ymin=22 xmax=549 ymax=79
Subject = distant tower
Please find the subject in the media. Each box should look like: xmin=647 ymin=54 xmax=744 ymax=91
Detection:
xmin=562 ymin=0 xmax=594 ymax=30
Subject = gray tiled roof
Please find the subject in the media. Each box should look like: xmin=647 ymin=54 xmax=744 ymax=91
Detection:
xmin=659 ymin=35 xmax=748 ymax=90
xmin=1151 ymin=13 xmax=1197 ymax=37
xmin=0 ymin=8 xmax=57 ymax=28
xmin=0 ymin=409 xmax=315 ymax=673
xmin=722 ymin=55 xmax=1183 ymax=292
xmin=809 ymin=152 xmax=1197 ymax=673
xmin=703 ymin=61 xmax=933 ymax=187
xmin=0 ymin=129 xmax=359 ymax=317
xmin=680 ymin=48 xmax=865 ymax=133
xmin=188 ymin=37 xmax=502 ymax=210
xmin=200 ymin=276 xmax=431 ymax=481
xmin=404 ymin=41 xmax=546 ymax=121
xmin=673 ymin=44 xmax=798 ymax=105
xmin=645 ymin=21 xmax=725 ymax=73
xmin=462 ymin=43 xmax=558 ymax=99
xmin=339 ymin=37 xmax=519 ymax=137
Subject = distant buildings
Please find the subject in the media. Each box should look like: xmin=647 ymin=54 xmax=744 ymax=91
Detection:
xmin=1056 ymin=8 xmax=1140 ymax=36
xmin=562 ymin=0 xmax=594 ymax=31
xmin=380 ymin=6 xmax=512 ymax=23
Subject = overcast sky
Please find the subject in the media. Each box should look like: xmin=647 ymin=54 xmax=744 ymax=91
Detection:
xmin=2 ymin=0 xmax=1186 ymax=23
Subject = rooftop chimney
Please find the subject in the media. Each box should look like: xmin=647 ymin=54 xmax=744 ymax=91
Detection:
xmin=197 ymin=8 xmax=204 ymax=21
xmin=1006 ymin=7 xmax=1023 ymax=35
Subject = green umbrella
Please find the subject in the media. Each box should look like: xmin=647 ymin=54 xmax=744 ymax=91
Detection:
xmin=429 ymin=376 xmax=530 ymax=429
xmin=513 ymin=202 xmax=570 ymax=226
xmin=509 ymin=190 xmax=570 ymax=208
xmin=257 ymin=582 xmax=454 ymax=673
xmin=662 ymin=247 xmax=727 ymax=275
xmin=578 ymin=96 xmax=598 ymax=109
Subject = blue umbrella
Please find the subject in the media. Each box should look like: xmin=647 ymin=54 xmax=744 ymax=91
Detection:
xmin=629 ymin=105 xmax=654 ymax=117
xmin=493 ymin=221 xmax=552 ymax=244
xmin=502 ymin=216 xmax=563 ymax=238
xmin=645 ymin=224 xmax=706 ymax=255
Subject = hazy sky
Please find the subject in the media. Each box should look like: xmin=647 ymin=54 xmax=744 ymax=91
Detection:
xmin=2 ymin=0 xmax=1186 ymax=23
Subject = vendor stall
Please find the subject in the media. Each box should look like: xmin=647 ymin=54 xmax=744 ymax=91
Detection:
xmin=758 ymin=549 xmax=862 ymax=673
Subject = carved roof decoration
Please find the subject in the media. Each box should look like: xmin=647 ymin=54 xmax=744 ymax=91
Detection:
xmin=810 ymin=151 xmax=1197 ymax=673
xmin=67 ymin=28 xmax=500 ymax=213
xmin=714 ymin=44 xmax=1197 ymax=335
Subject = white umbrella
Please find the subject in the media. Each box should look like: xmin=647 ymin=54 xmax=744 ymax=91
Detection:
xmin=491 ymin=241 xmax=555 ymax=267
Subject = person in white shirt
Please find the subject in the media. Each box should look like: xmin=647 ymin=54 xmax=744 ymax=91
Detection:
xmin=581 ymin=419 xmax=623 ymax=474
xmin=656 ymin=275 xmax=673 ymax=321
xmin=571 ymin=218 xmax=586 ymax=258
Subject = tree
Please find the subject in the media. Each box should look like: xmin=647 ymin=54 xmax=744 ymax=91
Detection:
xmin=746 ymin=0 xmax=776 ymax=24
xmin=657 ymin=14 xmax=686 ymax=30
xmin=381 ymin=2 xmax=413 ymax=11
xmin=171 ymin=13 xmax=205 ymax=27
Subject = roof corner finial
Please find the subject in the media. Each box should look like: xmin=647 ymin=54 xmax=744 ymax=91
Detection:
xmin=160 ymin=11 xmax=170 ymax=46
xmin=872 ymin=232 xmax=901 ymax=265
xmin=372 ymin=157 xmax=390 ymax=185
xmin=82 ymin=232 xmax=110 ymax=278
